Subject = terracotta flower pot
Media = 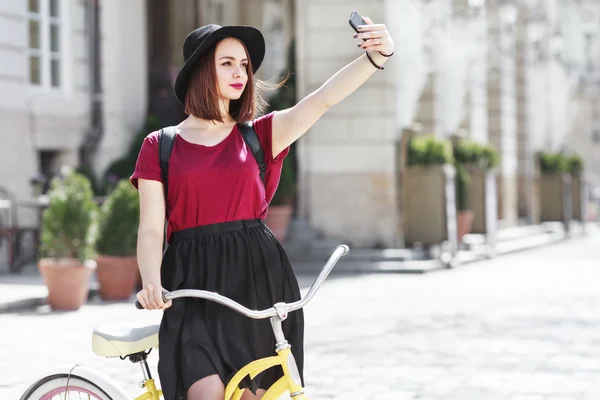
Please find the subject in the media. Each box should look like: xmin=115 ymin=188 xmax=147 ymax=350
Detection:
xmin=265 ymin=205 xmax=293 ymax=243
xmin=38 ymin=259 xmax=93 ymax=311
xmin=457 ymin=210 xmax=475 ymax=243
xmin=95 ymin=255 xmax=140 ymax=301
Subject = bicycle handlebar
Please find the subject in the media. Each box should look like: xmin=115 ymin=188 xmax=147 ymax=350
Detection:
xmin=135 ymin=244 xmax=350 ymax=319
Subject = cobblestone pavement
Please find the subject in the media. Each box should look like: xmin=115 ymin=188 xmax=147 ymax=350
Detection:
xmin=2 ymin=232 xmax=600 ymax=399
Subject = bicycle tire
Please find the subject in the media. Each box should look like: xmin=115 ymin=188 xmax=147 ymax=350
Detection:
xmin=20 ymin=373 xmax=114 ymax=400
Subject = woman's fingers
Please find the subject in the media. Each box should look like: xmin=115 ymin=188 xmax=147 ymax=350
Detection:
xmin=136 ymin=290 xmax=149 ymax=310
xmin=356 ymin=23 xmax=387 ymax=32
xmin=151 ymin=285 xmax=165 ymax=309
xmin=359 ymin=38 xmax=386 ymax=50
xmin=160 ymin=300 xmax=173 ymax=311
xmin=136 ymin=285 xmax=170 ymax=311
xmin=353 ymin=19 xmax=395 ymax=56
xmin=140 ymin=283 xmax=159 ymax=309
xmin=355 ymin=31 xmax=382 ymax=40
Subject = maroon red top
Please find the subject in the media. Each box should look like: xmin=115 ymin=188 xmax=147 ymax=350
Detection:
xmin=130 ymin=111 xmax=288 ymax=241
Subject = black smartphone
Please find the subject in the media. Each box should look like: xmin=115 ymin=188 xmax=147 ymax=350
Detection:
xmin=349 ymin=10 xmax=367 ymax=38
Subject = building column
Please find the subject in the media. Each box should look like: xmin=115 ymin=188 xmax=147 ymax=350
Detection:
xmin=467 ymin=1 xmax=489 ymax=144
xmin=488 ymin=1 xmax=519 ymax=227
xmin=96 ymin=0 xmax=148 ymax=177
xmin=516 ymin=4 xmax=548 ymax=223
xmin=295 ymin=0 xmax=398 ymax=247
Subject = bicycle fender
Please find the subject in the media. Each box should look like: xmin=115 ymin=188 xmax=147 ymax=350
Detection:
xmin=27 ymin=364 xmax=131 ymax=400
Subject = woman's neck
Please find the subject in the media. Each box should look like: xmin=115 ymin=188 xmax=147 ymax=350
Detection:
xmin=184 ymin=99 xmax=233 ymax=129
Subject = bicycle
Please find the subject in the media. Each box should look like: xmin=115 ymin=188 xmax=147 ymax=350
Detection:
xmin=20 ymin=244 xmax=350 ymax=400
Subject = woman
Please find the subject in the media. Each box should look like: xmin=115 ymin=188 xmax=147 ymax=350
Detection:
xmin=131 ymin=16 xmax=394 ymax=400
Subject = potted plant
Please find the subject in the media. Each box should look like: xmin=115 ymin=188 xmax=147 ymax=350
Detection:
xmin=537 ymin=151 xmax=571 ymax=223
xmin=567 ymin=154 xmax=584 ymax=221
xmin=452 ymin=137 xmax=475 ymax=242
xmin=266 ymin=157 xmax=296 ymax=242
xmin=477 ymin=144 xmax=500 ymax=171
xmin=94 ymin=179 xmax=141 ymax=300
xmin=38 ymin=169 xmax=98 ymax=311
xmin=403 ymin=134 xmax=455 ymax=246
xmin=469 ymin=142 xmax=499 ymax=236
xmin=539 ymin=151 xmax=569 ymax=175
xmin=452 ymin=138 xmax=500 ymax=240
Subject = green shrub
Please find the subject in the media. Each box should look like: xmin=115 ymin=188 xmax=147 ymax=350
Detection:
xmin=566 ymin=155 xmax=584 ymax=176
xmin=453 ymin=139 xmax=499 ymax=170
xmin=451 ymin=137 xmax=472 ymax=211
xmin=95 ymin=179 xmax=140 ymax=256
xmin=538 ymin=152 xmax=569 ymax=174
xmin=450 ymin=136 xmax=500 ymax=211
xmin=407 ymin=135 xmax=453 ymax=166
xmin=455 ymin=164 xmax=471 ymax=211
xmin=478 ymin=144 xmax=500 ymax=170
xmin=39 ymin=170 xmax=98 ymax=262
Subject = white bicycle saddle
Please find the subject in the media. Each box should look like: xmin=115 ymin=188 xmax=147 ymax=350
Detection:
xmin=92 ymin=323 xmax=160 ymax=358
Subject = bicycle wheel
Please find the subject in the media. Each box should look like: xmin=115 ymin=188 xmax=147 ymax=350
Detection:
xmin=20 ymin=373 xmax=113 ymax=400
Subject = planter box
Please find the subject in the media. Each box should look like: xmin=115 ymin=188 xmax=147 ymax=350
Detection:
xmin=571 ymin=177 xmax=587 ymax=221
xmin=404 ymin=164 xmax=457 ymax=247
xmin=467 ymin=168 xmax=498 ymax=235
xmin=539 ymin=174 xmax=572 ymax=223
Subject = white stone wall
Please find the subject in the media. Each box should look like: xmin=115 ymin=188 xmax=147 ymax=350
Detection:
xmin=0 ymin=0 xmax=89 ymax=221
xmin=0 ymin=0 xmax=149 ymax=223
xmin=295 ymin=0 xmax=399 ymax=247
xmin=94 ymin=0 xmax=148 ymax=178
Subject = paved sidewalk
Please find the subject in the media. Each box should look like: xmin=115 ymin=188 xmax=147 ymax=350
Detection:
xmin=289 ymin=222 xmax=591 ymax=273
xmin=0 ymin=270 xmax=68 ymax=314
xmin=2 ymin=230 xmax=600 ymax=399
xmin=0 ymin=222 xmax=593 ymax=314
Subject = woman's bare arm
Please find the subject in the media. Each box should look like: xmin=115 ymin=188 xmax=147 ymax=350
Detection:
xmin=136 ymin=179 xmax=169 ymax=309
xmin=271 ymin=17 xmax=394 ymax=158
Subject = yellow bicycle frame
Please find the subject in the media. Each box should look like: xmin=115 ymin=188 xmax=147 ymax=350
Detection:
xmin=225 ymin=347 xmax=307 ymax=400
xmin=133 ymin=349 xmax=305 ymax=400
xmin=134 ymin=378 xmax=162 ymax=400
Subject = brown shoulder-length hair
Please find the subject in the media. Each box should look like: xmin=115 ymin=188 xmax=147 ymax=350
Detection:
xmin=184 ymin=38 xmax=285 ymax=123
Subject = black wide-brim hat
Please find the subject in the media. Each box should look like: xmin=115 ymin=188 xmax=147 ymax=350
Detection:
xmin=174 ymin=24 xmax=266 ymax=105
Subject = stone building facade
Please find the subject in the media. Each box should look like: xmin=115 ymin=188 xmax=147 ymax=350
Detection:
xmin=0 ymin=0 xmax=598 ymax=247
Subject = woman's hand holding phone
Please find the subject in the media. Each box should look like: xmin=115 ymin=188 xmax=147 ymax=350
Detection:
xmin=349 ymin=12 xmax=395 ymax=57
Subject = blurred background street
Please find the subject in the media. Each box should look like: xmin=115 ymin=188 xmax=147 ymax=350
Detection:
xmin=2 ymin=0 xmax=600 ymax=398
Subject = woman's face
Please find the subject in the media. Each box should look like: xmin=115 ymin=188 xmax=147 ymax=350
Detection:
xmin=214 ymin=38 xmax=249 ymax=101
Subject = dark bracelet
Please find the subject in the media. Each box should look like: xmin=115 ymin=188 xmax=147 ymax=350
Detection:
xmin=365 ymin=51 xmax=384 ymax=70
xmin=379 ymin=50 xmax=394 ymax=58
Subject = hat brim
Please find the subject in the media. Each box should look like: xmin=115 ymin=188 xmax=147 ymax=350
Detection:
xmin=174 ymin=26 xmax=265 ymax=105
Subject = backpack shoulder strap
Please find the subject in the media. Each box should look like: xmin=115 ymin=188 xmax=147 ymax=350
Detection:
xmin=157 ymin=127 xmax=176 ymax=252
xmin=157 ymin=126 xmax=177 ymax=211
xmin=238 ymin=122 xmax=266 ymax=185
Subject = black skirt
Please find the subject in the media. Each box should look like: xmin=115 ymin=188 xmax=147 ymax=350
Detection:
xmin=157 ymin=219 xmax=304 ymax=400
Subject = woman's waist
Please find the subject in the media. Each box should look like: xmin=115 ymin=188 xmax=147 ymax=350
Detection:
xmin=170 ymin=218 xmax=265 ymax=241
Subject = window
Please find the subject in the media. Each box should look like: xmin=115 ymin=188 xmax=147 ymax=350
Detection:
xmin=27 ymin=0 xmax=63 ymax=88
